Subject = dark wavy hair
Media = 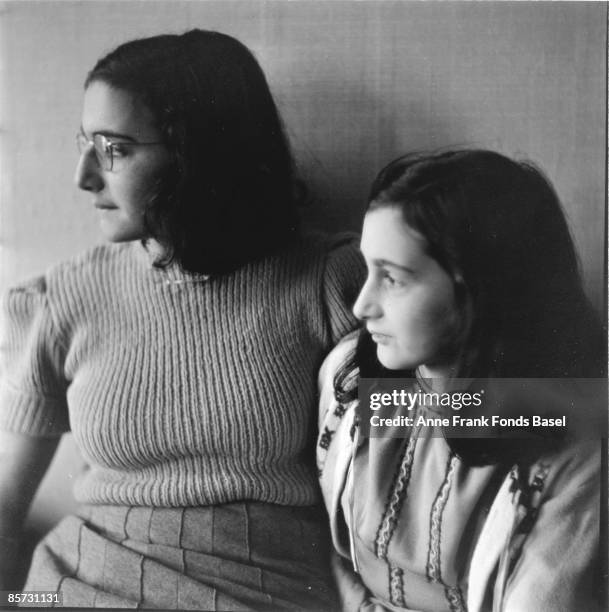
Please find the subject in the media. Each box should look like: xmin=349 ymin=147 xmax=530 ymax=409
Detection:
xmin=86 ymin=29 xmax=300 ymax=274
xmin=336 ymin=149 xmax=605 ymax=464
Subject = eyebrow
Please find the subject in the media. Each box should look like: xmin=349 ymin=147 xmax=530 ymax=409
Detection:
xmin=79 ymin=126 xmax=137 ymax=142
xmin=370 ymin=258 xmax=415 ymax=274
xmin=94 ymin=130 xmax=138 ymax=142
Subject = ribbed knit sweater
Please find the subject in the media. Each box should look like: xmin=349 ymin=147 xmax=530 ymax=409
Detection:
xmin=0 ymin=234 xmax=364 ymax=507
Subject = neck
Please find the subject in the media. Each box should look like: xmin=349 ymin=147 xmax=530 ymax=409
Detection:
xmin=417 ymin=363 xmax=456 ymax=393
xmin=142 ymin=238 xmax=167 ymax=260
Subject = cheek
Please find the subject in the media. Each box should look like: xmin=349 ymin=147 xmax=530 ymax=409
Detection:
xmin=420 ymin=293 xmax=461 ymax=357
xmin=121 ymin=164 xmax=165 ymax=212
xmin=400 ymin=287 xmax=459 ymax=349
xmin=134 ymin=165 xmax=161 ymax=194
xmin=425 ymin=293 xmax=459 ymax=332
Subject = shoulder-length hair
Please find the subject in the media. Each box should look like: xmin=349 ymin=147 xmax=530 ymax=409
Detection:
xmin=86 ymin=29 xmax=300 ymax=274
xmin=337 ymin=149 xmax=605 ymax=464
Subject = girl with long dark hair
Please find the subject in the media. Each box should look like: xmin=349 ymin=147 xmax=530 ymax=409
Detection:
xmin=318 ymin=149 xmax=604 ymax=611
xmin=0 ymin=30 xmax=364 ymax=609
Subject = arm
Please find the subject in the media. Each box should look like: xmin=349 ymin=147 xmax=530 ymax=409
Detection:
xmin=0 ymin=431 xmax=59 ymax=589
xmin=500 ymin=441 xmax=602 ymax=612
xmin=0 ymin=277 xmax=70 ymax=588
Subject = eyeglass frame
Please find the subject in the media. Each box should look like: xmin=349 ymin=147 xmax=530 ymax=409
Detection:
xmin=76 ymin=131 xmax=165 ymax=171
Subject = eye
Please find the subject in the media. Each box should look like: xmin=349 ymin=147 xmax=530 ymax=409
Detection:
xmin=108 ymin=142 xmax=129 ymax=157
xmin=381 ymin=270 xmax=399 ymax=287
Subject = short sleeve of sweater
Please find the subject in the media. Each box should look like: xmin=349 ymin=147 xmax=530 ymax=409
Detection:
xmin=0 ymin=276 xmax=69 ymax=436
xmin=323 ymin=234 xmax=366 ymax=345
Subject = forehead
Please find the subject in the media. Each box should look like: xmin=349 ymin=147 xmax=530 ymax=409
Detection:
xmin=81 ymin=81 xmax=159 ymax=139
xmin=360 ymin=206 xmax=428 ymax=265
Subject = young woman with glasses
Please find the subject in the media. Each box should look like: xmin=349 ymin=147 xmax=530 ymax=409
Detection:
xmin=0 ymin=30 xmax=364 ymax=609
xmin=317 ymin=150 xmax=605 ymax=612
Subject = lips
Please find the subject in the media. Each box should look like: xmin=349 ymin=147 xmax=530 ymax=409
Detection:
xmin=368 ymin=330 xmax=391 ymax=344
xmin=94 ymin=202 xmax=118 ymax=210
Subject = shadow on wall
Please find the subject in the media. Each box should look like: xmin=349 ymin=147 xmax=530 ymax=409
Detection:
xmin=286 ymin=70 xmax=462 ymax=235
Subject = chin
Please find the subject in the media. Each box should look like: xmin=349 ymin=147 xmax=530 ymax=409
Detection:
xmin=98 ymin=214 xmax=147 ymax=243
xmin=376 ymin=347 xmax=418 ymax=372
xmin=104 ymin=235 xmax=145 ymax=244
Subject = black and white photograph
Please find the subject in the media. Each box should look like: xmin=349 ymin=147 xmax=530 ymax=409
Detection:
xmin=0 ymin=1 xmax=606 ymax=610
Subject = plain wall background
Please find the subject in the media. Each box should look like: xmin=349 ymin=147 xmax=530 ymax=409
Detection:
xmin=0 ymin=1 xmax=606 ymax=532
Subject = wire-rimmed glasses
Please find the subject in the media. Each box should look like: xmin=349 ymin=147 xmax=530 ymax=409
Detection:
xmin=76 ymin=132 xmax=164 ymax=171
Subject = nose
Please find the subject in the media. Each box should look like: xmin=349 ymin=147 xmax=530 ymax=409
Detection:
xmin=74 ymin=147 xmax=103 ymax=192
xmin=352 ymin=277 xmax=382 ymax=321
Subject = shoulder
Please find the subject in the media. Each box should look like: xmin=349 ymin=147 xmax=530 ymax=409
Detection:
xmin=317 ymin=231 xmax=363 ymax=272
xmin=2 ymin=243 xmax=137 ymax=331
xmin=45 ymin=242 xmax=134 ymax=285
xmin=303 ymin=233 xmax=365 ymax=341
xmin=263 ymin=231 xmax=364 ymax=303
xmin=1 ymin=275 xmax=50 ymax=329
xmin=292 ymin=231 xmax=363 ymax=271
xmin=40 ymin=242 xmax=141 ymax=308
xmin=497 ymin=440 xmax=601 ymax=524
xmin=300 ymin=230 xmax=360 ymax=252
xmin=536 ymin=438 xmax=601 ymax=494
xmin=253 ymin=232 xmax=358 ymax=274
xmin=1 ymin=275 xmax=64 ymax=365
